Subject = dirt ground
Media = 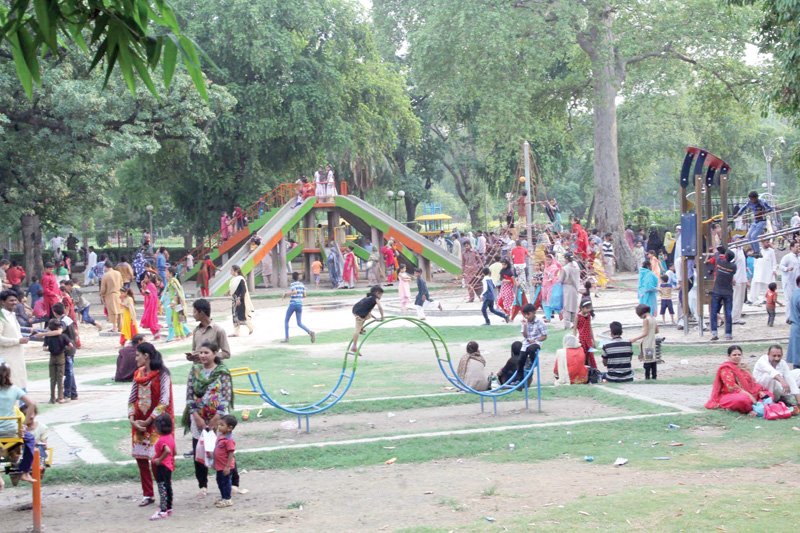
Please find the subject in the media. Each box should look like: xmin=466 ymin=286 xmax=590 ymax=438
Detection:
xmin=5 ymin=457 xmax=800 ymax=533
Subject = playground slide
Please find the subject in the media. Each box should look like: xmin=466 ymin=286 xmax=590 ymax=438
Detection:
xmin=208 ymin=198 xmax=316 ymax=296
xmin=183 ymin=204 xmax=281 ymax=281
xmin=335 ymin=195 xmax=461 ymax=275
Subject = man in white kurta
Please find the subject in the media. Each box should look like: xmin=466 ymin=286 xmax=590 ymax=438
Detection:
xmin=0 ymin=291 xmax=29 ymax=389
xmin=561 ymin=254 xmax=581 ymax=329
xmin=751 ymin=240 xmax=777 ymax=305
xmin=732 ymin=245 xmax=748 ymax=323
xmin=752 ymin=345 xmax=800 ymax=407
xmin=85 ymin=246 xmax=98 ymax=285
xmin=779 ymin=242 xmax=800 ymax=320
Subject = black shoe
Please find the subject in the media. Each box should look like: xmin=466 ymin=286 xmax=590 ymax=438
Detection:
xmin=710 ymin=335 xmax=719 ymax=341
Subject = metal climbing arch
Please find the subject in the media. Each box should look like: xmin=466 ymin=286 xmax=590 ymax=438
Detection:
xmin=231 ymin=316 xmax=541 ymax=431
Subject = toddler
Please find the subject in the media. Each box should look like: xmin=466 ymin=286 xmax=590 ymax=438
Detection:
xmin=765 ymin=282 xmax=782 ymax=327
xmin=659 ymin=274 xmax=675 ymax=324
xmin=214 ymin=414 xmax=238 ymax=508
xmin=150 ymin=414 xmax=176 ymax=520
xmin=311 ymin=259 xmax=322 ymax=289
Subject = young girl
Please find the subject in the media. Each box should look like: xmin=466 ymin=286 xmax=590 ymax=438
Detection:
xmin=120 ymin=288 xmax=139 ymax=346
xmin=140 ymin=273 xmax=161 ymax=341
xmin=573 ymin=300 xmax=597 ymax=368
xmin=351 ymin=286 xmax=384 ymax=352
xmin=150 ymin=414 xmax=176 ymax=520
xmin=630 ymin=303 xmax=659 ymax=380
xmin=397 ymin=264 xmax=412 ymax=313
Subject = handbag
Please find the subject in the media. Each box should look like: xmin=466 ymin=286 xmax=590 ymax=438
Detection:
xmin=764 ymin=401 xmax=792 ymax=420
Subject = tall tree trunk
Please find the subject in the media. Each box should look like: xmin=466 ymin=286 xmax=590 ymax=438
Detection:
xmin=20 ymin=213 xmax=43 ymax=280
xmin=403 ymin=196 xmax=419 ymax=228
xmin=578 ymin=2 xmax=637 ymax=271
xmin=183 ymin=231 xmax=193 ymax=249
xmin=468 ymin=206 xmax=481 ymax=230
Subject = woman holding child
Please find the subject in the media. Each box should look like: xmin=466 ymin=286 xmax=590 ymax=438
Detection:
xmin=128 ymin=342 xmax=174 ymax=506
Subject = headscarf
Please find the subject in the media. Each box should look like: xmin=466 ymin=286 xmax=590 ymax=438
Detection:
xmin=663 ymin=231 xmax=676 ymax=254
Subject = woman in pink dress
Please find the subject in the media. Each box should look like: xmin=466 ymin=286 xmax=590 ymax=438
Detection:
xmin=342 ymin=248 xmax=358 ymax=288
xmin=139 ymin=273 xmax=162 ymax=340
xmin=541 ymin=254 xmax=563 ymax=322
xmin=220 ymin=212 xmax=230 ymax=241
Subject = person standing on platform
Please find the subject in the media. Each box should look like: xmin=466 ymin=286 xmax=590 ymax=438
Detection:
xmin=733 ymin=191 xmax=774 ymax=257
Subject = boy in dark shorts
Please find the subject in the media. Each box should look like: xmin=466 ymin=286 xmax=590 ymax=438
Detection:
xmin=350 ymin=285 xmax=384 ymax=352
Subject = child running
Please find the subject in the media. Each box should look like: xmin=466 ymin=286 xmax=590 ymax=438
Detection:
xmin=480 ymin=267 xmax=509 ymax=325
xmin=414 ymin=268 xmax=442 ymax=319
xmin=765 ymin=282 xmax=782 ymax=327
xmin=351 ymin=286 xmax=384 ymax=352
xmin=214 ymin=414 xmax=238 ymax=508
xmin=281 ymin=272 xmax=315 ymax=343
xmin=150 ymin=414 xmax=176 ymax=520
xmin=659 ymin=274 xmax=675 ymax=324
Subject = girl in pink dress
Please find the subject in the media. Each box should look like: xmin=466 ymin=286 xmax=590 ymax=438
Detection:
xmin=139 ymin=273 xmax=162 ymax=340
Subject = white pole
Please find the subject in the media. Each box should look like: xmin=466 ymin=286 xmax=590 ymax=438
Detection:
xmin=523 ymin=141 xmax=533 ymax=251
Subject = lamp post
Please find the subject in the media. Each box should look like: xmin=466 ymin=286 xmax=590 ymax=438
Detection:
xmin=762 ymin=136 xmax=785 ymax=201
xmin=146 ymin=204 xmax=154 ymax=244
xmin=386 ymin=190 xmax=405 ymax=221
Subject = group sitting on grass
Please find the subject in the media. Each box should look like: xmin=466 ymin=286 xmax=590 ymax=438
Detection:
xmin=706 ymin=344 xmax=800 ymax=417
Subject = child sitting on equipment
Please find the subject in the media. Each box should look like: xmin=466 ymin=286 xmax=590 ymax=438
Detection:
xmin=25 ymin=404 xmax=49 ymax=472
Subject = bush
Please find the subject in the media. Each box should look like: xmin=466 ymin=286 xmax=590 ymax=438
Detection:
xmin=96 ymin=231 xmax=109 ymax=247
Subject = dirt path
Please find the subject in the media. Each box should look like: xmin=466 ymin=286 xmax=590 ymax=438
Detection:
xmin=5 ymin=458 xmax=800 ymax=533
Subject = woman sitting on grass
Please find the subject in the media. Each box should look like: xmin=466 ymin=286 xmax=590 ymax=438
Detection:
xmin=456 ymin=341 xmax=489 ymax=391
xmin=706 ymin=345 xmax=772 ymax=415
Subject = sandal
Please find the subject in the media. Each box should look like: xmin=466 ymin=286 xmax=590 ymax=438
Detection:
xmin=138 ymin=497 xmax=155 ymax=507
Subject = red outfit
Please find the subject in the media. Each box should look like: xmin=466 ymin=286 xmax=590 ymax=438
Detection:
xmin=41 ymin=271 xmax=61 ymax=315
xmin=511 ymin=246 xmax=527 ymax=265
xmin=554 ymin=347 xmax=589 ymax=384
xmin=214 ymin=435 xmax=236 ymax=471
xmin=706 ymin=361 xmax=772 ymax=414
xmin=572 ymin=222 xmax=590 ymax=261
xmin=575 ymin=313 xmax=597 ymax=368
xmin=6 ymin=265 xmax=25 ymax=286
xmin=765 ymin=289 xmax=778 ymax=310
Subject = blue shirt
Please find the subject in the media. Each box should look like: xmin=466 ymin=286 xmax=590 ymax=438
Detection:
xmin=289 ymin=281 xmax=305 ymax=305
xmin=0 ymin=386 xmax=24 ymax=436
xmin=156 ymin=254 xmax=167 ymax=272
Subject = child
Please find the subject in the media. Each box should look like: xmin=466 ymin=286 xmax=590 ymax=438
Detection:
xmin=0 ymin=362 xmax=37 ymax=486
xmin=573 ymin=300 xmax=596 ymax=368
xmin=40 ymin=319 xmax=72 ymax=403
xmin=120 ymin=289 xmax=139 ymax=346
xmin=281 ymin=272 xmax=315 ymax=343
xmin=26 ymin=405 xmax=49 ymax=473
xmin=311 ymin=259 xmax=323 ymax=289
xmin=397 ymin=264 xmax=412 ymax=313
xmin=630 ymin=304 xmax=659 ymax=380
xmin=765 ymin=282 xmax=782 ymax=327
xmin=659 ymin=274 xmax=675 ymax=324
xmin=150 ymin=414 xmax=176 ymax=520
xmin=415 ymin=268 xmax=443 ymax=320
xmin=512 ymin=304 xmax=547 ymax=385
xmin=214 ymin=414 xmax=238 ymax=508
xmin=480 ymin=267 xmax=508 ymax=325
xmin=350 ymin=286 xmax=384 ymax=352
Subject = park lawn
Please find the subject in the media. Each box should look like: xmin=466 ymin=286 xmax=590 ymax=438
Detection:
xmin=400 ymin=483 xmax=796 ymax=532
xmin=69 ymin=385 xmax=664 ymax=467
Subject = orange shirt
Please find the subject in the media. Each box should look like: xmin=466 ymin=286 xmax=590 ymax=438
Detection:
xmin=765 ymin=289 xmax=778 ymax=309
xmin=311 ymin=261 xmax=322 ymax=275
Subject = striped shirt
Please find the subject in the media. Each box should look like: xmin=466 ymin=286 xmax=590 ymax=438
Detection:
xmin=602 ymin=241 xmax=614 ymax=259
xmin=289 ymin=281 xmax=306 ymax=305
xmin=601 ymin=338 xmax=634 ymax=382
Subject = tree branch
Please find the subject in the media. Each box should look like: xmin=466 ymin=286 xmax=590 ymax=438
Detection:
xmin=667 ymin=50 xmax=746 ymax=103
